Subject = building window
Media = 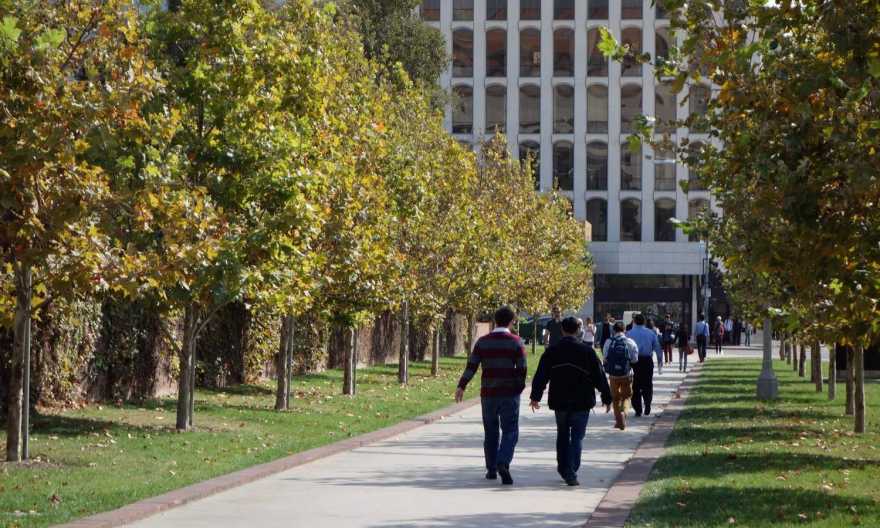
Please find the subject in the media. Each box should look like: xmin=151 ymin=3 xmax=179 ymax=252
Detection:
xmin=487 ymin=0 xmax=507 ymax=20
xmin=689 ymin=84 xmax=711 ymax=116
xmin=486 ymin=84 xmax=506 ymax=134
xmin=553 ymin=141 xmax=574 ymax=191
xmin=519 ymin=84 xmax=540 ymax=134
xmin=452 ymin=85 xmax=473 ymax=134
xmin=687 ymin=141 xmax=707 ymax=191
xmin=486 ymin=29 xmax=507 ymax=77
xmin=656 ymin=28 xmax=671 ymax=65
xmin=587 ymin=29 xmax=608 ymax=76
xmin=654 ymin=147 xmax=676 ymax=191
xmin=688 ymin=199 xmax=710 ymax=242
xmin=587 ymin=84 xmax=608 ymax=133
xmin=520 ymin=141 xmax=541 ymax=189
xmin=452 ymin=30 xmax=474 ymax=78
xmin=588 ymin=0 xmax=608 ymax=19
xmin=621 ymin=28 xmax=642 ymax=77
xmin=586 ymin=199 xmax=608 ymax=241
xmin=621 ymin=84 xmax=642 ymax=133
xmin=656 ymin=0 xmax=670 ymax=19
xmin=621 ymin=198 xmax=642 ymax=241
xmin=655 ymin=198 xmax=676 ymax=242
xmin=520 ymin=29 xmax=541 ymax=77
xmin=453 ymin=0 xmax=473 ymax=20
xmin=586 ymin=141 xmax=608 ymax=190
xmin=622 ymin=0 xmax=642 ymax=19
xmin=655 ymin=81 xmax=676 ymax=132
xmin=520 ymin=0 xmax=540 ymax=19
xmin=621 ymin=142 xmax=642 ymax=191
xmin=554 ymin=29 xmax=574 ymax=77
xmin=554 ymin=0 xmax=574 ymax=19
xmin=553 ymin=84 xmax=574 ymax=134
xmin=420 ymin=0 xmax=440 ymax=20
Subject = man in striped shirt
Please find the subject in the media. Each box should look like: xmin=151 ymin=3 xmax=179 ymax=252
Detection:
xmin=455 ymin=306 xmax=527 ymax=485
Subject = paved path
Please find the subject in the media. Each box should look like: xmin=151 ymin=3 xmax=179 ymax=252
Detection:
xmin=128 ymin=369 xmax=688 ymax=528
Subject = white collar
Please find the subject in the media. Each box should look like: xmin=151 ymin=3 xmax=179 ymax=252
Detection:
xmin=492 ymin=327 xmax=512 ymax=334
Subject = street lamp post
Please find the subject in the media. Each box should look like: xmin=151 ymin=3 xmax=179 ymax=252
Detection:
xmin=757 ymin=316 xmax=779 ymax=399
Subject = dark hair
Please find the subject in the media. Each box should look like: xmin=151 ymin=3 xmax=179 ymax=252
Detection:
xmin=561 ymin=316 xmax=581 ymax=334
xmin=634 ymin=313 xmax=646 ymax=326
xmin=698 ymin=313 xmax=705 ymax=322
xmin=613 ymin=321 xmax=626 ymax=334
xmin=494 ymin=306 xmax=516 ymax=327
xmin=646 ymin=317 xmax=656 ymax=330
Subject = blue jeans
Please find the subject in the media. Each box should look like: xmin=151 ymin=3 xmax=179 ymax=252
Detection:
xmin=481 ymin=396 xmax=520 ymax=471
xmin=554 ymin=410 xmax=589 ymax=479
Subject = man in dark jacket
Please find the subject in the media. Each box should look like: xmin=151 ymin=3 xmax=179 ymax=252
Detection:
xmin=529 ymin=317 xmax=612 ymax=486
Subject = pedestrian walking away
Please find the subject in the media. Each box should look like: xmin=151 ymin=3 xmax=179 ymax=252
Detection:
xmin=455 ymin=306 xmax=527 ymax=485
xmin=626 ymin=314 xmax=663 ymax=417
xmin=676 ymin=318 xmax=690 ymax=372
xmin=543 ymin=306 xmax=564 ymax=348
xmin=695 ymin=314 xmax=710 ymax=363
xmin=714 ymin=316 xmax=725 ymax=355
xmin=530 ymin=317 xmax=612 ymax=486
xmin=660 ymin=314 xmax=676 ymax=365
xmin=744 ymin=321 xmax=753 ymax=346
xmin=602 ymin=321 xmax=639 ymax=430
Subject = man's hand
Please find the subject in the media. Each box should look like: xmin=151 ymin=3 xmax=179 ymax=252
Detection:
xmin=604 ymin=404 xmax=612 ymax=414
xmin=454 ymin=387 xmax=465 ymax=403
xmin=529 ymin=400 xmax=541 ymax=412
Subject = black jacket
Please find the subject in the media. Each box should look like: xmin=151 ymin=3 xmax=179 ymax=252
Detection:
xmin=530 ymin=336 xmax=612 ymax=411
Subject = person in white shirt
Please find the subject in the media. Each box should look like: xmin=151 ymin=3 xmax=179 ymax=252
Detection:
xmin=581 ymin=317 xmax=597 ymax=348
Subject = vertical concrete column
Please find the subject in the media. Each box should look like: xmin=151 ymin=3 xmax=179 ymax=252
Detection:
xmin=642 ymin=5 xmax=656 ymax=241
xmin=606 ymin=1 xmax=622 ymax=241
xmin=539 ymin=3 xmax=553 ymax=191
xmin=507 ymin=0 xmax=520 ymax=157
xmin=440 ymin=3 xmax=453 ymax=132
xmin=473 ymin=0 xmax=487 ymax=142
xmin=572 ymin=1 xmax=588 ymax=219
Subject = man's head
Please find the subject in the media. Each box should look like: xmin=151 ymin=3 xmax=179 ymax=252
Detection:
xmin=633 ymin=313 xmax=646 ymax=326
xmin=494 ymin=306 xmax=516 ymax=328
xmin=613 ymin=321 xmax=626 ymax=334
xmin=665 ymin=314 xmax=672 ymax=320
xmin=552 ymin=306 xmax=561 ymax=319
xmin=561 ymin=316 xmax=581 ymax=336
xmin=698 ymin=313 xmax=705 ymax=322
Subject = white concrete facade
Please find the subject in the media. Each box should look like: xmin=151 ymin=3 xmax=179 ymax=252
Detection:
xmin=423 ymin=0 xmax=713 ymax=324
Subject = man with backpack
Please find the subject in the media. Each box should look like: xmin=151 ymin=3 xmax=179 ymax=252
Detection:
xmin=627 ymin=313 xmax=663 ymax=417
xmin=602 ymin=321 xmax=639 ymax=430
xmin=530 ymin=317 xmax=612 ymax=485
xmin=660 ymin=314 xmax=676 ymax=365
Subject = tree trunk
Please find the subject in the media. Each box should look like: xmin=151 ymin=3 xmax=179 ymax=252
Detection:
xmin=6 ymin=264 xmax=32 ymax=462
xmin=398 ymin=302 xmax=409 ymax=385
xmin=854 ymin=345 xmax=866 ymax=433
xmin=828 ymin=347 xmax=836 ymax=400
xmin=343 ymin=327 xmax=356 ymax=395
xmin=811 ymin=342 xmax=822 ymax=390
xmin=784 ymin=339 xmax=791 ymax=363
xmin=275 ymin=316 xmax=293 ymax=411
xmin=792 ymin=341 xmax=799 ymax=372
xmin=778 ymin=335 xmax=785 ymax=361
xmin=431 ymin=327 xmax=439 ymax=377
xmin=845 ymin=347 xmax=854 ymax=416
xmin=532 ymin=314 xmax=538 ymax=355
xmin=176 ymin=304 xmax=199 ymax=431
xmin=466 ymin=313 xmax=475 ymax=355
xmin=798 ymin=343 xmax=806 ymax=377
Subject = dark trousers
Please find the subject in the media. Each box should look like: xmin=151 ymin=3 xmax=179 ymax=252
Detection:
xmin=632 ymin=357 xmax=654 ymax=415
xmin=554 ymin=410 xmax=589 ymax=480
xmin=697 ymin=335 xmax=707 ymax=362
xmin=481 ymin=396 xmax=520 ymax=471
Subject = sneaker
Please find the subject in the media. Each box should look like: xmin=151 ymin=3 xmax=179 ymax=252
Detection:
xmin=497 ymin=464 xmax=513 ymax=485
xmin=634 ymin=411 xmax=642 ymax=417
xmin=486 ymin=470 xmax=497 ymax=480
xmin=645 ymin=407 xmax=651 ymax=416
xmin=565 ymin=478 xmax=580 ymax=486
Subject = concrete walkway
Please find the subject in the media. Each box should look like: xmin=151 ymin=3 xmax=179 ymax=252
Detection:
xmin=128 ymin=369 xmax=688 ymax=528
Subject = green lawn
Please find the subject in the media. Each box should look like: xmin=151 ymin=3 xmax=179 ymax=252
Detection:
xmin=1 ymin=351 xmax=543 ymax=527
xmin=627 ymin=358 xmax=880 ymax=527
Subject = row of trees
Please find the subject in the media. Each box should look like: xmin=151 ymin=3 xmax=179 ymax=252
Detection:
xmin=1 ymin=0 xmax=592 ymax=462
xmin=602 ymin=0 xmax=878 ymax=432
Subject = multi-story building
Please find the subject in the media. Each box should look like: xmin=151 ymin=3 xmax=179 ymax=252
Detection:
xmin=421 ymin=0 xmax=721 ymax=327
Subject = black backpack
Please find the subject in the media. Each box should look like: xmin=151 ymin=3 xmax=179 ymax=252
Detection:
xmin=604 ymin=336 xmax=631 ymax=376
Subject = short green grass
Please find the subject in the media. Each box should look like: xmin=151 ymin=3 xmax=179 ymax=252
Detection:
xmin=627 ymin=359 xmax=880 ymax=527
xmin=1 ymin=351 xmax=543 ymax=527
